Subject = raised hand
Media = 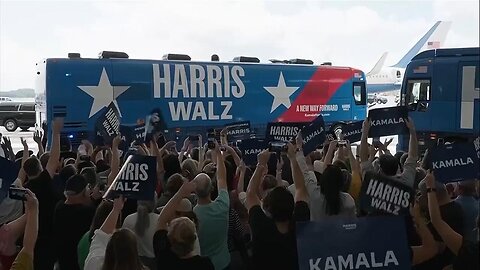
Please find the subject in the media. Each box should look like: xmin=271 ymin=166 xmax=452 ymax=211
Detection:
xmin=362 ymin=118 xmax=371 ymax=134
xmin=112 ymin=135 xmax=122 ymax=149
xmin=405 ymin=117 xmax=415 ymax=132
xmin=383 ymin=137 xmax=394 ymax=148
xmin=52 ymin=118 xmax=64 ymax=134
xmin=33 ymin=130 xmax=43 ymax=144
xmin=181 ymin=137 xmax=190 ymax=152
xmin=113 ymin=195 xmax=126 ymax=212
xmin=20 ymin=137 xmax=28 ymax=149
xmin=179 ymin=180 xmax=196 ymax=198
xmin=257 ymin=149 xmax=271 ymax=165
xmin=24 ymin=189 xmax=39 ymax=213
xmin=3 ymin=136 xmax=12 ymax=149
xmin=424 ymin=170 xmax=435 ymax=189
xmin=295 ymin=132 xmax=303 ymax=148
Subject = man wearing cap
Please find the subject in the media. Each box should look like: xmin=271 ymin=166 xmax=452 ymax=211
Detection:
xmin=53 ymin=174 xmax=95 ymax=270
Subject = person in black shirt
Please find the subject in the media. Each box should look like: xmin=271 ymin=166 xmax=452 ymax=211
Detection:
xmin=24 ymin=118 xmax=64 ymax=270
xmin=154 ymin=178 xmax=214 ymax=270
xmin=425 ymin=171 xmax=479 ymax=270
xmin=415 ymin=175 xmax=465 ymax=270
xmin=53 ymin=174 xmax=95 ymax=270
xmin=246 ymin=143 xmax=310 ymax=270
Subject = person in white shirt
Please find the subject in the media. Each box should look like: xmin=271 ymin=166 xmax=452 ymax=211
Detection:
xmin=122 ymin=200 xmax=159 ymax=270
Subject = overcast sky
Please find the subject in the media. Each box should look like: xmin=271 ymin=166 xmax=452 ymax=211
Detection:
xmin=0 ymin=0 xmax=478 ymax=91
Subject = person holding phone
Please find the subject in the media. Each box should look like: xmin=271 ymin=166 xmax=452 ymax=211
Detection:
xmin=9 ymin=189 xmax=39 ymax=270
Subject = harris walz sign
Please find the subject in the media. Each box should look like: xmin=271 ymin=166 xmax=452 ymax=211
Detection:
xmin=265 ymin=122 xmax=306 ymax=143
xmin=104 ymin=155 xmax=157 ymax=201
xmin=360 ymin=171 xmax=413 ymax=216
xmin=96 ymin=102 xmax=121 ymax=145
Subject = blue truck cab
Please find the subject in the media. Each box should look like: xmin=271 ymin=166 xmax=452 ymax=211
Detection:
xmin=398 ymin=47 xmax=480 ymax=152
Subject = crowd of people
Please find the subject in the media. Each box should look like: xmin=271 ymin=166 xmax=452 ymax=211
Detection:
xmin=0 ymin=117 xmax=478 ymax=270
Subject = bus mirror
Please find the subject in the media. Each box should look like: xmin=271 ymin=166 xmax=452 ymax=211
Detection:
xmin=418 ymin=101 xmax=429 ymax=112
xmin=407 ymin=103 xmax=417 ymax=111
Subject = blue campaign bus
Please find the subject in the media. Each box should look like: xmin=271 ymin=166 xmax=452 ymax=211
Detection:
xmin=35 ymin=52 xmax=367 ymax=146
xmin=398 ymin=47 xmax=480 ymax=152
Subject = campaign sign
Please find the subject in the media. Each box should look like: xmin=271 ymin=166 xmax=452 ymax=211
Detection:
xmin=360 ymin=172 xmax=413 ymax=216
xmin=225 ymin=121 xmax=251 ymax=141
xmin=0 ymin=157 xmax=20 ymax=202
xmin=428 ymin=142 xmax=480 ymax=183
xmin=301 ymin=116 xmax=326 ymax=155
xmin=296 ymin=216 xmax=411 ymax=270
xmin=237 ymin=138 xmax=267 ymax=166
xmin=97 ymin=103 xmax=121 ymax=145
xmin=133 ymin=123 xmax=146 ymax=144
xmin=265 ymin=122 xmax=306 ymax=143
xmin=368 ymin=106 xmax=408 ymax=137
xmin=104 ymin=155 xmax=157 ymax=201
xmin=341 ymin=121 xmax=364 ymax=143
xmin=0 ymin=156 xmax=19 ymax=192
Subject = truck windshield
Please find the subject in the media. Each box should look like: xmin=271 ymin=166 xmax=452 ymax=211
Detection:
xmin=406 ymin=79 xmax=430 ymax=105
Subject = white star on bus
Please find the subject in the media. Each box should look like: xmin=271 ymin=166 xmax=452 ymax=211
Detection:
xmin=78 ymin=68 xmax=131 ymax=118
xmin=263 ymin=72 xmax=299 ymax=113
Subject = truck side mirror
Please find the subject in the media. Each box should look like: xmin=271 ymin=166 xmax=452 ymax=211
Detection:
xmin=418 ymin=101 xmax=429 ymax=112
xmin=407 ymin=103 xmax=417 ymax=111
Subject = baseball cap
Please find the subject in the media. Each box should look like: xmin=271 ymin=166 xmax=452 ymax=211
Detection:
xmin=65 ymin=174 xmax=88 ymax=195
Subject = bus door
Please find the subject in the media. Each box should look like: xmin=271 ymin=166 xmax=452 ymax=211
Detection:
xmin=457 ymin=62 xmax=480 ymax=132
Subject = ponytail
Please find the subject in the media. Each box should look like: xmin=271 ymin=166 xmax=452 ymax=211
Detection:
xmin=134 ymin=201 xmax=154 ymax=237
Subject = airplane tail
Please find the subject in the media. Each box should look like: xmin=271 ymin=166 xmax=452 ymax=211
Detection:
xmin=367 ymin=52 xmax=388 ymax=76
xmin=392 ymin=21 xmax=452 ymax=68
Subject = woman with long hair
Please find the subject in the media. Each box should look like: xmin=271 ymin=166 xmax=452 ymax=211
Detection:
xmin=102 ymin=228 xmax=145 ymax=270
xmin=122 ymin=201 xmax=159 ymax=270
xmin=77 ymin=200 xmax=115 ymax=270
xmin=318 ymin=165 xmax=356 ymax=217
xmin=85 ymin=196 xmax=147 ymax=270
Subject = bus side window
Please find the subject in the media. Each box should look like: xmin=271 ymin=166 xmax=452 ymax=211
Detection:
xmin=353 ymin=82 xmax=366 ymax=105
xmin=407 ymin=79 xmax=431 ymax=105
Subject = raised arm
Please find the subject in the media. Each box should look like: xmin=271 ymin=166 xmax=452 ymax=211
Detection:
xmin=21 ymin=190 xmax=39 ymax=257
xmin=46 ymin=118 xmax=63 ymax=177
xmin=107 ymin=136 xmax=121 ymax=187
xmin=236 ymin=161 xmax=246 ymax=193
xmin=246 ymin=150 xmax=270 ymax=210
xmin=215 ymin=143 xmax=227 ymax=191
xmin=360 ymin=119 xmax=370 ymax=163
xmin=425 ymin=171 xmax=462 ymax=255
xmin=220 ymin=127 xmax=228 ymax=146
xmin=406 ymin=117 xmax=418 ymax=160
xmin=18 ymin=137 xmax=29 ymax=184
xmin=324 ymin=140 xmax=337 ymax=165
xmin=411 ymin=202 xmax=436 ymax=265
xmin=275 ymin=156 xmax=284 ymax=186
xmin=225 ymin=145 xmax=241 ymax=167
xmin=100 ymin=196 xmax=124 ymax=234
xmin=3 ymin=136 xmax=15 ymax=161
xmin=33 ymin=130 xmax=44 ymax=157
xmin=287 ymin=142 xmax=309 ymax=203
xmin=157 ymin=181 xmax=195 ymax=230
xmin=179 ymin=137 xmax=190 ymax=162
xmin=197 ymin=136 xmax=205 ymax=171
